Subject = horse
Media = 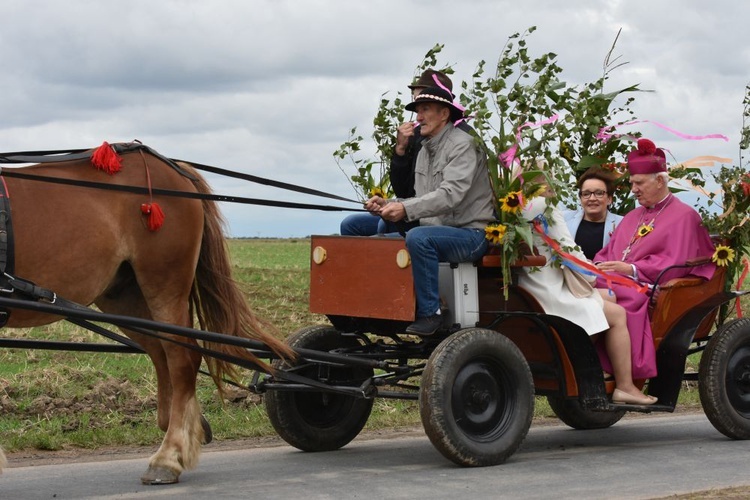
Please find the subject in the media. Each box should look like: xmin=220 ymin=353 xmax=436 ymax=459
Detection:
xmin=0 ymin=143 xmax=294 ymax=484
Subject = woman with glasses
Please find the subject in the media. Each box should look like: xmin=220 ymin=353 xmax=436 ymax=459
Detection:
xmin=564 ymin=167 xmax=624 ymax=259
xmin=519 ymin=187 xmax=656 ymax=405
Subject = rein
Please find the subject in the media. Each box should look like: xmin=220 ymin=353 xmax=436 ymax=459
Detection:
xmin=0 ymin=169 xmax=363 ymax=212
xmin=0 ymin=144 xmax=363 ymax=210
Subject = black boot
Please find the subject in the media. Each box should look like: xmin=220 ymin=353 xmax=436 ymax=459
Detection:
xmin=405 ymin=314 xmax=443 ymax=336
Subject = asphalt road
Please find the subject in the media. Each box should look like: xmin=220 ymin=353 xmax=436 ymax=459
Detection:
xmin=2 ymin=413 xmax=749 ymax=499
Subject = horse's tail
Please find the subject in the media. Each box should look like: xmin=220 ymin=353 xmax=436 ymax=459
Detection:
xmin=184 ymin=165 xmax=295 ymax=391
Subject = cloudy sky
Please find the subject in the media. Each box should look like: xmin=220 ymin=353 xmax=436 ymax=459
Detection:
xmin=1 ymin=0 xmax=747 ymax=237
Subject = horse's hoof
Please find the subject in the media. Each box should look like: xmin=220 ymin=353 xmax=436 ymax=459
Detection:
xmin=140 ymin=466 xmax=180 ymax=485
xmin=201 ymin=414 xmax=213 ymax=445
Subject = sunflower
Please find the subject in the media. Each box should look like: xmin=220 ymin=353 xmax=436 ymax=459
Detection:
xmin=500 ymin=191 xmax=524 ymax=214
xmin=368 ymin=187 xmax=386 ymax=199
xmin=712 ymin=245 xmax=735 ymax=267
xmin=484 ymin=223 xmax=507 ymax=245
xmin=637 ymin=224 xmax=653 ymax=238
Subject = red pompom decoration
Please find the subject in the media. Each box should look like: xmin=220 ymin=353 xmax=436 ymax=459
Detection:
xmin=637 ymin=138 xmax=657 ymax=155
xmin=140 ymin=202 xmax=165 ymax=232
xmin=91 ymin=141 xmax=122 ymax=174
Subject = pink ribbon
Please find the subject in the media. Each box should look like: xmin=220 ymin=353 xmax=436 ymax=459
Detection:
xmin=597 ymin=120 xmax=729 ymax=143
xmin=498 ymin=114 xmax=559 ymax=169
xmin=431 ymin=74 xmax=468 ymax=126
xmin=498 ymin=144 xmax=519 ymax=168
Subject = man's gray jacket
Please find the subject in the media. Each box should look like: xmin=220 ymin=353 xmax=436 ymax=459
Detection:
xmin=401 ymin=124 xmax=495 ymax=229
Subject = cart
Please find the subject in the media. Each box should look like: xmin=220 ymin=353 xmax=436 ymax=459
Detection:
xmin=259 ymin=235 xmax=750 ymax=466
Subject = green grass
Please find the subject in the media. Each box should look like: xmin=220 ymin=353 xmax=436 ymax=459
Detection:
xmin=228 ymin=238 xmax=310 ymax=270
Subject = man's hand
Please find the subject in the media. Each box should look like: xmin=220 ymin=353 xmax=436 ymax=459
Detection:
xmin=395 ymin=122 xmax=416 ymax=157
xmin=363 ymin=196 xmax=387 ymax=213
xmin=596 ymin=261 xmax=633 ymax=276
xmin=379 ymin=201 xmax=406 ymax=222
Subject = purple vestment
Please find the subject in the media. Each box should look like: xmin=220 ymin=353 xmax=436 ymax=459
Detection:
xmin=594 ymin=194 xmax=716 ymax=379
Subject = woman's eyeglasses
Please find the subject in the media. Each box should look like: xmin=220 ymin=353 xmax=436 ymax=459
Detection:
xmin=580 ymin=190 xmax=607 ymax=199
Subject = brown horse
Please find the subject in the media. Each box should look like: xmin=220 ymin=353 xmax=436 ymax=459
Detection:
xmin=0 ymin=145 xmax=293 ymax=484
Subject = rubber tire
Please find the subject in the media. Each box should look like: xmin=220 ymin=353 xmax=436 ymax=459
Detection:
xmin=265 ymin=325 xmax=374 ymax=451
xmin=420 ymin=328 xmax=534 ymax=466
xmin=699 ymin=318 xmax=750 ymax=439
xmin=547 ymin=394 xmax=625 ymax=430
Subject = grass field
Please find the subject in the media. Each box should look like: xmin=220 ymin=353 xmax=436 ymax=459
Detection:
xmin=0 ymin=238 xmax=744 ymax=453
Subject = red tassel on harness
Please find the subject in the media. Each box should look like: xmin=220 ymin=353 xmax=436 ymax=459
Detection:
xmin=140 ymin=202 xmax=165 ymax=232
xmin=91 ymin=141 xmax=122 ymax=174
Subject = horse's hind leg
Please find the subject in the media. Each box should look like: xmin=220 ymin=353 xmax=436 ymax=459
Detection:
xmin=98 ymin=290 xmax=205 ymax=485
xmin=139 ymin=338 xmax=204 ymax=485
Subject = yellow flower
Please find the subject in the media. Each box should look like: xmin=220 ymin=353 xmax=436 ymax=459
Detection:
xmin=712 ymin=245 xmax=735 ymax=267
xmin=485 ymin=223 xmax=507 ymax=245
xmin=500 ymin=191 xmax=524 ymax=214
xmin=368 ymin=187 xmax=386 ymax=199
xmin=637 ymin=224 xmax=653 ymax=238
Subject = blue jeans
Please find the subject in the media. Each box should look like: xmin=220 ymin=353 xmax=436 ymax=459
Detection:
xmin=405 ymin=226 xmax=488 ymax=318
xmin=340 ymin=213 xmax=400 ymax=236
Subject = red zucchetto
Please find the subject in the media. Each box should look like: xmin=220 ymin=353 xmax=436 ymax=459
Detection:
xmin=627 ymin=138 xmax=667 ymax=175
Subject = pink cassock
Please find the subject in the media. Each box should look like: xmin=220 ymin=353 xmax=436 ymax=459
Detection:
xmin=594 ymin=195 xmax=716 ymax=379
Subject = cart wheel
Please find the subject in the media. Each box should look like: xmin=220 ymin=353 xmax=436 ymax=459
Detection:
xmin=547 ymin=395 xmax=624 ymax=430
xmin=265 ymin=325 xmax=374 ymax=452
xmin=420 ymin=328 xmax=534 ymax=466
xmin=699 ymin=318 xmax=750 ymax=439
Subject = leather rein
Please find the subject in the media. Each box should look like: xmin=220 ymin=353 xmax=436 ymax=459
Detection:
xmin=0 ymin=141 xmax=363 ymax=211
xmin=0 ymin=141 xmax=365 ymax=326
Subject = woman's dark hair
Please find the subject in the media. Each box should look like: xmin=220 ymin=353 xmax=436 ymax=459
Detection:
xmin=577 ymin=167 xmax=617 ymax=195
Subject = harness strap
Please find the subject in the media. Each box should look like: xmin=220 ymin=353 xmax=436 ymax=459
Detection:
xmin=177 ymin=158 xmax=360 ymax=204
xmin=0 ymin=144 xmax=361 ymax=205
xmin=112 ymin=142 xmax=197 ymax=180
xmin=3 ymin=274 xmax=56 ymax=303
xmin=0 ymin=149 xmax=93 ymax=163
xmin=0 ymin=143 xmax=197 ymax=180
xmin=0 ymin=169 xmax=365 ymax=213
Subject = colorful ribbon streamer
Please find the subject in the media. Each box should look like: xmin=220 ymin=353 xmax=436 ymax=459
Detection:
xmin=431 ymin=74 xmax=469 ymax=126
xmin=736 ymin=256 xmax=749 ymax=318
xmin=499 ymin=115 xmax=559 ymax=169
xmin=532 ymin=216 xmax=649 ymax=295
xmin=676 ymin=155 xmax=733 ymax=168
xmin=597 ymin=120 xmax=729 ymax=143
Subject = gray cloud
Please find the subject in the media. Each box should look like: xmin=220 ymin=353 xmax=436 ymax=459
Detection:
xmin=0 ymin=0 xmax=747 ymax=237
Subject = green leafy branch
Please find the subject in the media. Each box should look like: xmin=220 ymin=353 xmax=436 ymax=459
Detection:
xmin=333 ymin=44 xmax=453 ymax=201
